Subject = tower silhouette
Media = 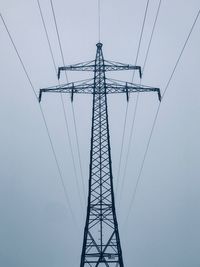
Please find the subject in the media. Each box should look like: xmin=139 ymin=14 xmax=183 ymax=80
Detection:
xmin=39 ymin=43 xmax=161 ymax=266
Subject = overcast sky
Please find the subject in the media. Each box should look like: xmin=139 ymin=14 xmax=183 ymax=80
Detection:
xmin=0 ymin=0 xmax=200 ymax=266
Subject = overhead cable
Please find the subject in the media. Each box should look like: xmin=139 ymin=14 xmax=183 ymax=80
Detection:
xmin=0 ymin=13 xmax=78 ymax=229
xmin=49 ymin=0 xmax=86 ymax=202
xmin=132 ymin=0 xmax=150 ymax=82
xmin=124 ymin=8 xmax=200 ymax=228
xmin=142 ymin=0 xmax=162 ymax=74
xmin=119 ymin=0 xmax=162 ymax=206
xmin=116 ymin=0 xmax=150 ymax=203
xmin=98 ymin=0 xmax=101 ymax=42
xmin=37 ymin=0 xmax=85 ymax=212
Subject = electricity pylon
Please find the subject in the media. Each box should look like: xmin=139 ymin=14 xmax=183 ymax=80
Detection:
xmin=39 ymin=43 xmax=161 ymax=267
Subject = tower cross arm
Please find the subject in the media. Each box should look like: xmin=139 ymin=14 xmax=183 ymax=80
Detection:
xmin=58 ymin=60 xmax=95 ymax=79
xmin=104 ymin=60 xmax=142 ymax=78
xmin=58 ymin=60 xmax=142 ymax=79
xmin=38 ymin=78 xmax=94 ymax=102
xmin=106 ymin=79 xmax=161 ymax=102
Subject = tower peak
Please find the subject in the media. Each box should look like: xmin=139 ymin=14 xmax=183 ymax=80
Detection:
xmin=96 ymin=42 xmax=103 ymax=48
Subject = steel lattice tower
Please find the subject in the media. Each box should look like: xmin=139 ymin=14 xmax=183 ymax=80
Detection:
xmin=39 ymin=43 xmax=161 ymax=267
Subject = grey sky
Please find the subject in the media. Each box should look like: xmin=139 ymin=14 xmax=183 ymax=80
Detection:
xmin=0 ymin=0 xmax=200 ymax=266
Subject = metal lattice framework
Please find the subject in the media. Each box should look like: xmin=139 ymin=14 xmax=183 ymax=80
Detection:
xmin=39 ymin=43 xmax=161 ymax=267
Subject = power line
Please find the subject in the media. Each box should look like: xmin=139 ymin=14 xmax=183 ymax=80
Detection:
xmin=37 ymin=0 xmax=57 ymax=73
xmin=98 ymin=0 xmax=101 ymax=42
xmin=142 ymin=0 xmax=162 ymax=75
xmin=116 ymin=0 xmax=150 ymax=203
xmin=60 ymin=95 xmax=86 ymax=209
xmin=0 ymin=14 xmax=37 ymax=99
xmin=118 ymin=93 xmax=139 ymax=206
xmin=49 ymin=0 xmax=86 ymax=202
xmin=123 ymin=8 xmax=200 ymax=228
xmin=115 ymin=103 xmax=128 ymax=195
xmin=118 ymin=0 xmax=162 ymax=206
xmin=0 ymin=12 xmax=78 ymax=228
xmin=49 ymin=0 xmax=67 ymax=80
xmin=131 ymin=0 xmax=150 ymax=82
xmin=37 ymin=0 xmax=85 ymax=212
